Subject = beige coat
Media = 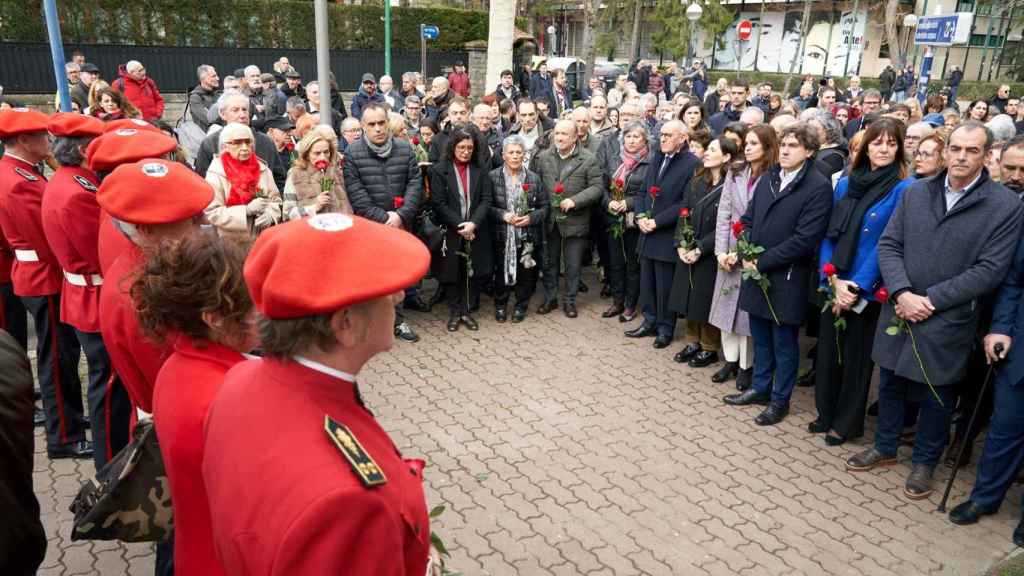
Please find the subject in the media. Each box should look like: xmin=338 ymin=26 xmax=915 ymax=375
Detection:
xmin=204 ymin=155 xmax=282 ymax=239
xmin=282 ymin=165 xmax=353 ymax=220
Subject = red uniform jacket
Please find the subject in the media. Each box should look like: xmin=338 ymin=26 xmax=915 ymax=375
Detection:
xmin=0 ymin=155 xmax=62 ymax=297
xmin=98 ymin=210 xmax=132 ymax=276
xmin=0 ymin=232 xmax=12 ymax=284
xmin=203 ymin=358 xmax=431 ymax=576
xmin=154 ymin=337 xmax=242 ymax=576
xmin=99 ymin=244 xmax=168 ymax=412
xmin=41 ymin=166 xmax=104 ymax=332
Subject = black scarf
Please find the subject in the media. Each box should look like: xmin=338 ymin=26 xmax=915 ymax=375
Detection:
xmin=826 ymin=162 xmax=902 ymax=272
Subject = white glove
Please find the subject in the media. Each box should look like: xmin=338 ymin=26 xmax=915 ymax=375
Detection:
xmin=246 ymin=197 xmax=269 ymax=215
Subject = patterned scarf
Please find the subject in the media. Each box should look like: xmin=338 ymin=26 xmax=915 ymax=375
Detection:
xmin=503 ymin=167 xmax=524 ymax=285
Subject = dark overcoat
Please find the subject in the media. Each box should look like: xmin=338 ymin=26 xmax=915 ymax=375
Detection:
xmin=636 ymin=149 xmax=702 ymax=263
xmin=428 ymin=162 xmax=494 ymax=283
xmin=669 ymin=177 xmax=724 ymax=321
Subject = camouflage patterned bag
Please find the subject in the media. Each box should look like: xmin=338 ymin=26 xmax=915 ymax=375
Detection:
xmin=69 ymin=420 xmax=174 ymax=542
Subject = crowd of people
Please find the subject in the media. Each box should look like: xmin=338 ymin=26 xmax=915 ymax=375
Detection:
xmin=4 ymin=50 xmax=1024 ymax=575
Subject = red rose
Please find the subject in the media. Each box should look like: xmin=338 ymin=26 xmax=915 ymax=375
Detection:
xmin=731 ymin=221 xmax=745 ymax=238
xmin=411 ymin=136 xmax=420 ymax=146
xmin=554 ymin=182 xmax=565 ymax=195
xmin=875 ymin=287 xmax=889 ymax=304
xmin=822 ymin=262 xmax=837 ymax=277
xmin=522 ymin=183 xmax=531 ymax=192
xmin=285 ymin=141 xmax=295 ymax=151
xmin=680 ymin=207 xmax=690 ymax=218
xmin=314 ymin=159 xmax=329 ymax=171
xmin=614 ymin=178 xmax=625 ymax=188
xmin=394 ymin=196 xmax=405 ymax=209
xmin=649 ymin=186 xmax=661 ymax=198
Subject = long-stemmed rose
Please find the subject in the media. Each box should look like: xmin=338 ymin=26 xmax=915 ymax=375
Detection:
xmin=315 ymin=159 xmax=332 ymax=195
xmin=636 ymin=185 xmax=660 ymax=220
xmin=731 ymin=221 xmax=779 ymax=325
xmin=286 ymin=140 xmax=298 ymax=164
xmin=675 ymin=207 xmax=696 ymax=290
xmin=608 ymin=177 xmax=626 ymax=239
xmin=551 ymin=182 xmax=567 ymax=223
xmin=876 ymin=286 xmax=944 ymax=407
xmin=818 ymin=262 xmax=847 ymax=365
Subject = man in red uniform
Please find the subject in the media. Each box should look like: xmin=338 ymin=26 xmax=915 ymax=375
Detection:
xmin=0 ymin=108 xmax=91 ymax=459
xmin=203 ymin=214 xmax=436 ymax=575
xmin=41 ymin=113 xmax=133 ymax=470
xmin=95 ymin=156 xmax=207 ymax=415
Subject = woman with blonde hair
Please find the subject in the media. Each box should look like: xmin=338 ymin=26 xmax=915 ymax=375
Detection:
xmin=282 ymin=128 xmax=352 ymax=220
xmin=388 ymin=112 xmax=409 ymax=140
xmin=902 ymin=97 xmax=923 ymax=124
xmin=204 ymin=122 xmax=282 ymax=239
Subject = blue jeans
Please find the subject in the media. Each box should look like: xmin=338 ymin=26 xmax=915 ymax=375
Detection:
xmin=874 ymin=368 xmax=955 ymax=466
xmin=750 ymin=316 xmax=799 ymax=408
xmin=971 ymin=373 xmax=1024 ymax=510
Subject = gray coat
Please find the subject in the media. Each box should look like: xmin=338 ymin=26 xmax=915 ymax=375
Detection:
xmin=709 ymin=167 xmax=756 ymax=335
xmin=873 ymin=170 xmax=1024 ymax=386
xmin=531 ymin=146 xmax=604 ymax=238
xmin=342 ymin=137 xmax=422 ymax=225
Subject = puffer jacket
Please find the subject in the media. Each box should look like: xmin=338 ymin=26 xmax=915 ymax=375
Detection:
xmin=114 ymin=65 xmax=164 ymax=121
xmin=341 ymin=137 xmax=422 ymax=225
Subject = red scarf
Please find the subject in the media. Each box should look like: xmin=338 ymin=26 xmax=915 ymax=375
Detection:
xmin=220 ymin=153 xmax=261 ymax=206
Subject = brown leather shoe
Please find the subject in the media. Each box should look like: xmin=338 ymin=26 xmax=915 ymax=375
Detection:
xmin=846 ymin=447 xmax=897 ymax=472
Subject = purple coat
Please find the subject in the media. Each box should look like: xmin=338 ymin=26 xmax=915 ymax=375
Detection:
xmin=709 ymin=167 xmax=756 ymax=335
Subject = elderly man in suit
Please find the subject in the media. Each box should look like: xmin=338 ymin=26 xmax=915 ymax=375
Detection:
xmin=625 ymin=120 xmax=701 ymax=348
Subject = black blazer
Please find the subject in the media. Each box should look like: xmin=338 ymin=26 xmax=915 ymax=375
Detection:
xmin=669 ymin=177 xmax=724 ymax=322
xmin=738 ymin=162 xmax=833 ymax=325
xmin=428 ymin=162 xmax=494 ymax=281
xmin=636 ymin=149 xmax=702 ymax=263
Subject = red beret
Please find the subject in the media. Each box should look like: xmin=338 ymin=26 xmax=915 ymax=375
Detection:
xmin=0 ymin=108 xmax=49 ymax=138
xmin=102 ymin=118 xmax=163 ymax=134
xmin=96 ymin=159 xmax=213 ymax=225
xmin=86 ymin=129 xmax=178 ymax=173
xmin=245 ymin=214 xmax=429 ymax=319
xmin=48 ymin=112 xmax=105 ymax=138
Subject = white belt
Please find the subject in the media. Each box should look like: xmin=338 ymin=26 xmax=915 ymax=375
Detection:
xmin=64 ymin=271 xmax=104 ymax=287
xmin=14 ymin=249 xmax=38 ymax=262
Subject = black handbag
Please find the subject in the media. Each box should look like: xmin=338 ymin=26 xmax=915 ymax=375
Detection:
xmin=417 ymin=210 xmax=445 ymax=253
xmin=69 ymin=420 xmax=174 ymax=542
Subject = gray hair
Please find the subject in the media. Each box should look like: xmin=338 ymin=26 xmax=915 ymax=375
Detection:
xmin=986 ymin=114 xmax=1017 ymax=144
xmin=126 ymin=60 xmax=143 ymax=73
xmin=286 ymin=96 xmax=306 ymax=112
xmin=65 ymin=62 xmax=80 ymax=72
xmin=51 ymin=135 xmax=91 ymax=167
xmin=244 ymin=65 xmax=261 ymax=77
xmin=218 ymin=92 xmax=249 ymax=114
xmin=621 ymin=120 xmax=651 ymax=145
xmin=640 ymin=93 xmax=658 ymax=108
xmin=740 ymin=107 xmax=765 ymax=125
xmin=197 ymin=65 xmax=216 ymax=81
xmin=218 ymin=123 xmax=254 ymax=152
xmin=502 ymin=134 xmax=528 ymax=153
xmin=952 ymin=120 xmax=995 ymax=151
xmin=812 ymin=111 xmax=843 ymax=146
xmin=401 ymin=72 xmax=417 ymax=83
xmin=340 ymin=117 xmax=361 ymax=132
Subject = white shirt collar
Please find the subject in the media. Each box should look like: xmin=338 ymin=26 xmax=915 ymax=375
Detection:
xmin=292 ymin=355 xmax=358 ymax=382
xmin=944 ymin=171 xmax=984 ymax=195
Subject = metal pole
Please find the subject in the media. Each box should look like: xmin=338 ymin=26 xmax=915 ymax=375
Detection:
xmin=844 ymin=0 xmax=860 ymax=78
xmin=914 ymin=0 xmax=930 ymax=70
xmin=993 ymin=5 xmax=1015 ymax=82
xmin=385 ymin=0 xmax=392 ymax=77
xmin=421 ymin=24 xmax=427 ymax=80
xmin=824 ymin=1 xmax=836 ymax=76
xmin=978 ymin=7 xmax=996 ymax=81
xmin=43 ymin=0 xmax=71 ymax=112
xmin=314 ymin=0 xmax=331 ymax=128
xmin=962 ymin=19 xmax=976 ymax=76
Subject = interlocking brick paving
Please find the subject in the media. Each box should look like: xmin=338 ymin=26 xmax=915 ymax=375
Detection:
xmin=33 ymin=273 xmax=1023 ymax=575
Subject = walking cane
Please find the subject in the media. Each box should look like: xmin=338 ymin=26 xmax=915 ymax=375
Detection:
xmin=937 ymin=343 xmax=1004 ymax=513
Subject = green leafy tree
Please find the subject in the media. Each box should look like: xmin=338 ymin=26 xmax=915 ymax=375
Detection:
xmin=649 ymin=0 xmax=685 ymax=61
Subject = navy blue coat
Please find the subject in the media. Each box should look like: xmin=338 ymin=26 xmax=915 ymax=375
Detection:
xmin=738 ymin=162 xmax=833 ymax=325
xmin=635 ymin=149 xmax=701 ymax=263
xmin=991 ymin=231 xmax=1024 ymax=388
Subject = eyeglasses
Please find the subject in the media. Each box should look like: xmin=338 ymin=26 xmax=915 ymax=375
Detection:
xmin=226 ymin=139 xmax=253 ymax=146
xmin=914 ymin=149 xmax=936 ymax=158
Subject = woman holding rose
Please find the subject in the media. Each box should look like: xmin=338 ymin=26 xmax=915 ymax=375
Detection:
xmin=282 ymin=127 xmax=352 ymax=221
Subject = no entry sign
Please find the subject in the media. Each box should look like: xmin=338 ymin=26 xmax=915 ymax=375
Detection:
xmin=737 ymin=20 xmax=753 ymax=42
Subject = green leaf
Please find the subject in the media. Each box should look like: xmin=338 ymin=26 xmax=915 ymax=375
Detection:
xmin=429 ymin=505 xmax=446 ymax=519
xmin=431 ymin=532 xmax=450 ymax=557
xmin=885 ymin=326 xmax=900 ymax=336
xmin=835 ymin=318 xmax=846 ymax=330
xmin=474 ymin=472 xmax=490 ymax=481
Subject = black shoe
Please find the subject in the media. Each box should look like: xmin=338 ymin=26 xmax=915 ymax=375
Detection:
xmin=735 ymin=368 xmax=753 ymax=391
xmin=949 ymin=501 xmax=998 ymax=526
xmin=394 ymin=322 xmax=420 ymax=343
xmin=689 ymin=350 xmax=719 ymax=368
xmin=618 ymin=308 xmax=637 ymax=323
xmin=34 ymin=407 xmax=45 ymax=427
xmin=846 ymin=447 xmax=898 ymax=472
xmin=33 ymin=388 xmax=41 ymax=401
xmin=578 ymin=280 xmax=589 ymax=293
xmin=537 ymin=300 xmax=558 ymax=315
xmin=1014 ymin=520 xmax=1024 ymax=547
xmin=564 ymin=303 xmax=578 ymax=318
xmin=511 ymin=308 xmax=527 ymax=323
xmin=755 ymin=403 xmax=789 ymax=426
xmin=904 ymin=464 xmax=935 ymax=500
xmin=403 ymin=297 xmax=432 ymax=312
xmin=48 ymin=440 xmax=94 ymax=460
xmin=653 ymin=335 xmax=671 ymax=349
xmin=495 ymin=308 xmax=507 ymax=323
xmin=796 ymin=369 xmax=816 ymax=388
xmin=673 ymin=343 xmax=702 ymax=363
xmin=447 ymin=316 xmax=460 ymax=332
xmin=602 ymin=303 xmax=625 ymax=318
xmin=711 ymin=361 xmax=739 ymax=383
xmin=625 ymin=324 xmax=656 ymax=338
xmin=807 ymin=420 xmax=828 ymax=434
xmin=825 ymin=433 xmax=847 ymax=446
xmin=600 ymin=283 xmax=611 ymax=298
xmin=867 ymin=401 xmax=879 ymax=417
xmin=429 ymin=288 xmax=447 ymax=307
xmin=461 ymin=315 xmax=479 ymax=331
xmin=723 ymin=388 xmax=770 ymax=406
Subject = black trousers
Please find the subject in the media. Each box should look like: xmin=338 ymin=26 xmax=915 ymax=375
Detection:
xmin=444 ymin=262 xmax=481 ymax=316
xmin=0 ymin=281 xmax=28 ymax=351
xmin=542 ymin=232 xmax=587 ymax=306
xmin=22 ymin=295 xmax=85 ymax=450
xmin=607 ymin=228 xmax=640 ymax=309
xmin=589 ymin=208 xmax=610 ymax=283
xmin=639 ymin=257 xmax=676 ymax=338
xmin=494 ymin=251 xmax=539 ymax=311
xmin=814 ymin=302 xmax=881 ymax=439
xmin=75 ymin=329 xmax=132 ymax=470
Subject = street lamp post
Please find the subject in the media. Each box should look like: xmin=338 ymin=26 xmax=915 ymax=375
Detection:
xmin=902 ymin=13 xmax=918 ymax=67
xmin=547 ymin=25 xmax=556 ymax=58
xmin=685 ymin=1 xmax=703 ymax=65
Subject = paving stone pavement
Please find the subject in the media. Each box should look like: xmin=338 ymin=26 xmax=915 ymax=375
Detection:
xmin=32 ymin=273 xmax=1024 ymax=575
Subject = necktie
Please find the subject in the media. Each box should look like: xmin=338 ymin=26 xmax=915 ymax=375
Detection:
xmin=658 ymin=155 xmax=671 ymax=180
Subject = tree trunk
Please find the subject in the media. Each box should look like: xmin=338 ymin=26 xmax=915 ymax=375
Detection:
xmin=630 ymin=0 xmax=643 ymax=61
xmin=582 ymin=0 xmax=600 ymax=82
xmin=885 ymin=0 xmax=903 ymax=67
xmin=782 ymin=0 xmax=813 ymax=96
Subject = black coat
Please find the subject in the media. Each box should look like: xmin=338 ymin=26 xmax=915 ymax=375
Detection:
xmin=429 ymin=162 xmax=494 ymax=283
xmin=342 ymin=137 xmax=422 ymax=225
xmin=708 ymin=105 xmax=742 ymax=135
xmin=598 ymin=135 xmax=651 ymax=221
xmin=489 ymin=166 xmax=548 ymax=249
xmin=669 ymin=177 xmax=724 ymax=321
xmin=738 ymin=162 xmax=833 ymax=325
xmin=636 ymin=149 xmax=702 ymax=263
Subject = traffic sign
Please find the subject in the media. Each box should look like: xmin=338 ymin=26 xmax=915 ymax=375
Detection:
xmin=914 ymin=13 xmax=972 ymax=46
xmin=737 ymin=20 xmax=753 ymax=42
xmin=422 ymin=25 xmax=439 ymax=40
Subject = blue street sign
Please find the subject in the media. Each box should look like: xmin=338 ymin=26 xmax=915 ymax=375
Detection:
xmin=422 ymin=25 xmax=439 ymax=40
xmin=914 ymin=14 xmax=973 ymax=47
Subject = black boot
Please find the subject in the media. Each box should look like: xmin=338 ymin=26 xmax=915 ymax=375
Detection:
xmin=711 ymin=361 xmax=739 ymax=383
xmin=735 ymin=367 xmax=753 ymax=391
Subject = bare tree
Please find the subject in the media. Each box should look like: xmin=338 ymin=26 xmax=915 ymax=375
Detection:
xmin=782 ymin=0 xmax=813 ymax=96
xmin=581 ymin=0 xmax=601 ymax=82
xmin=630 ymin=0 xmax=643 ymax=61
xmin=884 ymin=0 xmax=903 ymax=66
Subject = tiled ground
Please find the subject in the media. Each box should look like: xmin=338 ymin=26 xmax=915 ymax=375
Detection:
xmin=32 ymin=273 xmax=1024 ymax=575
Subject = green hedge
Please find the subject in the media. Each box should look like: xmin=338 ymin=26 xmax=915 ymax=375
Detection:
xmin=1 ymin=1 xmax=489 ymax=52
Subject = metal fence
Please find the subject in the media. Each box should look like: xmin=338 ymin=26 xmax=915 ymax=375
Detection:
xmin=0 ymin=43 xmax=468 ymax=93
